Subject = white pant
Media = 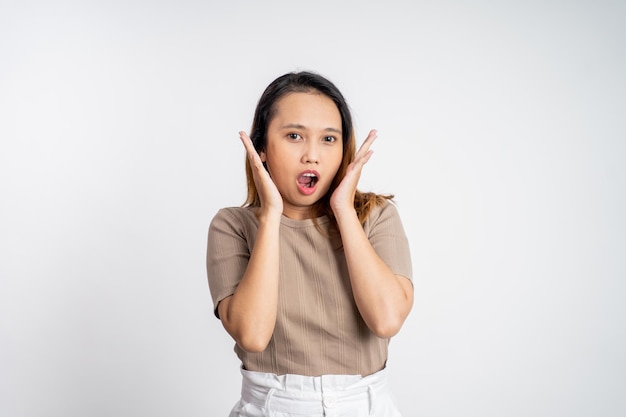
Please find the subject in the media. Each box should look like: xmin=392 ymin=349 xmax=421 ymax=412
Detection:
xmin=229 ymin=367 xmax=403 ymax=417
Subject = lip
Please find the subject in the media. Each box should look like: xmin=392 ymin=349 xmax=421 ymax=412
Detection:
xmin=296 ymin=170 xmax=320 ymax=196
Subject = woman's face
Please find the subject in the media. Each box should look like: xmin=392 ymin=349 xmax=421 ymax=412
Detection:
xmin=260 ymin=91 xmax=343 ymax=219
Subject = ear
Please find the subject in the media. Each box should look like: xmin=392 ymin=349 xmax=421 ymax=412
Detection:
xmin=259 ymin=150 xmax=267 ymax=162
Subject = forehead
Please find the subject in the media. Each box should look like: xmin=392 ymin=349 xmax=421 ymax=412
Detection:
xmin=270 ymin=92 xmax=342 ymax=129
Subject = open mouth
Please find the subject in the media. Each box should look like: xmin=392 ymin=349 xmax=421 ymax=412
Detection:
xmin=297 ymin=171 xmax=319 ymax=195
xmin=298 ymin=172 xmax=318 ymax=188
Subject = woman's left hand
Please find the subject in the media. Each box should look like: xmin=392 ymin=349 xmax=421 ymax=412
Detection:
xmin=330 ymin=129 xmax=377 ymax=215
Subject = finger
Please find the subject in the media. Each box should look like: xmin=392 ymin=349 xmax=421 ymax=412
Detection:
xmin=239 ymin=131 xmax=264 ymax=165
xmin=239 ymin=131 xmax=255 ymax=154
xmin=360 ymin=149 xmax=374 ymax=165
xmin=365 ymin=129 xmax=378 ymax=141
xmin=351 ymin=149 xmax=374 ymax=172
xmin=355 ymin=129 xmax=378 ymax=160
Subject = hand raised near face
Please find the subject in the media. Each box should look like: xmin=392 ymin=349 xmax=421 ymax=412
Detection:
xmin=330 ymin=129 xmax=377 ymax=215
xmin=239 ymin=131 xmax=283 ymax=220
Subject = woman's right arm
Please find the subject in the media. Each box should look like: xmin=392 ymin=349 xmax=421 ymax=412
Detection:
xmin=217 ymin=215 xmax=280 ymax=352
xmin=217 ymin=132 xmax=283 ymax=353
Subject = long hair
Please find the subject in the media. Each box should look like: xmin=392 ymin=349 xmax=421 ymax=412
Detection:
xmin=243 ymin=71 xmax=392 ymax=226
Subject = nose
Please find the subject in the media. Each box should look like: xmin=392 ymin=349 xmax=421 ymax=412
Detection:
xmin=301 ymin=141 xmax=319 ymax=164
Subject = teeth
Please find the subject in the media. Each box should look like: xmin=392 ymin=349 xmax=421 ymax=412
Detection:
xmin=302 ymin=173 xmax=317 ymax=177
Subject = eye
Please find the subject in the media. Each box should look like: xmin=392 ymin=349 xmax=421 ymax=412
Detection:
xmin=323 ymin=136 xmax=337 ymax=143
xmin=287 ymin=133 xmax=302 ymax=140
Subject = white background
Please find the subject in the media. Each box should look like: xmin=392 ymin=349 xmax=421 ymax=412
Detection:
xmin=1 ymin=1 xmax=625 ymax=416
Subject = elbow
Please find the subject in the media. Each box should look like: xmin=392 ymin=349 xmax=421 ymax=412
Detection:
xmin=219 ymin=299 xmax=275 ymax=353
xmin=231 ymin=319 xmax=275 ymax=353
xmin=235 ymin=332 xmax=272 ymax=353
xmin=368 ymin=310 xmax=409 ymax=338
xmin=370 ymin=320 xmax=403 ymax=339
xmin=370 ymin=279 xmax=413 ymax=338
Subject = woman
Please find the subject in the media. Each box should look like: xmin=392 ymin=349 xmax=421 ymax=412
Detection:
xmin=207 ymin=71 xmax=413 ymax=416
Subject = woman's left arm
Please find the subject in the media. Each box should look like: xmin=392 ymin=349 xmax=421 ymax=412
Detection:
xmin=331 ymin=130 xmax=414 ymax=338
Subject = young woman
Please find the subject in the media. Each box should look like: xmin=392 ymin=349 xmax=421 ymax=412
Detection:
xmin=207 ymin=71 xmax=413 ymax=416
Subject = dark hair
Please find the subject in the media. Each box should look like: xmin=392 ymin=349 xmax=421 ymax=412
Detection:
xmin=244 ymin=71 xmax=392 ymax=225
xmin=248 ymin=71 xmax=353 ymax=156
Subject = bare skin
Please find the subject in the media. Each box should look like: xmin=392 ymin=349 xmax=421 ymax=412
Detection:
xmin=218 ymin=93 xmax=413 ymax=352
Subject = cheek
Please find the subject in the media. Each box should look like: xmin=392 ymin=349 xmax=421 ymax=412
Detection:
xmin=330 ymin=148 xmax=344 ymax=171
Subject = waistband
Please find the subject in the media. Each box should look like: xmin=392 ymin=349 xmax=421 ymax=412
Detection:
xmin=240 ymin=367 xmax=390 ymax=414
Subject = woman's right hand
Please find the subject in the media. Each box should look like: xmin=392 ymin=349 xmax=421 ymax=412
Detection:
xmin=239 ymin=131 xmax=283 ymax=220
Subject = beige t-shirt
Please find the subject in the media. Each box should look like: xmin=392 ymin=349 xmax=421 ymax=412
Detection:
xmin=206 ymin=201 xmax=412 ymax=377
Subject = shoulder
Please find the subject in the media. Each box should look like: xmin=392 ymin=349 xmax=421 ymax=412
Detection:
xmin=365 ymin=199 xmax=401 ymax=223
xmin=211 ymin=206 xmax=256 ymax=222
xmin=209 ymin=206 xmax=258 ymax=233
xmin=363 ymin=200 xmax=405 ymax=234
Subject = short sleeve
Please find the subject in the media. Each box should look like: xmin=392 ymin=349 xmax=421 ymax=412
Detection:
xmin=364 ymin=201 xmax=413 ymax=281
xmin=206 ymin=208 xmax=253 ymax=318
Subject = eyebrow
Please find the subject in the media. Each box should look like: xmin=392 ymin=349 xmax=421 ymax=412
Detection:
xmin=281 ymin=123 xmax=342 ymax=135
